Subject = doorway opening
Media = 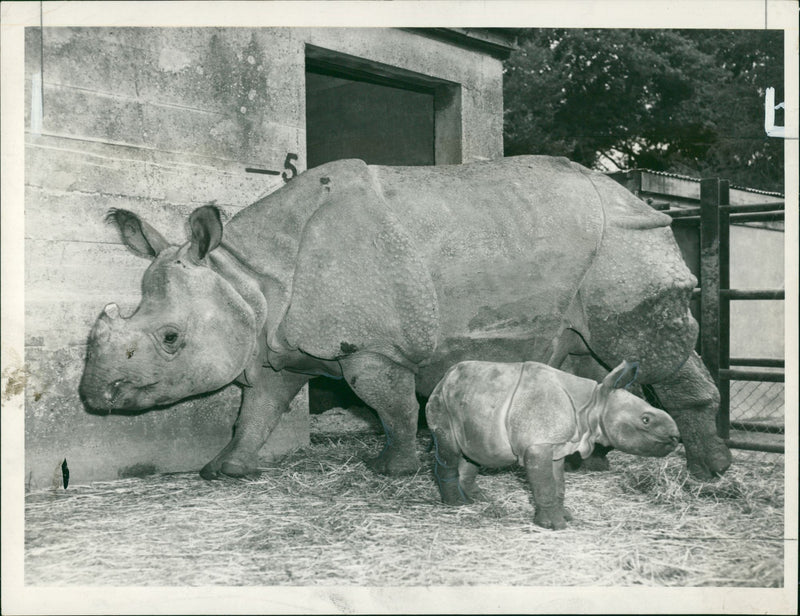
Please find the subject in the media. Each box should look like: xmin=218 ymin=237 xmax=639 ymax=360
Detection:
xmin=305 ymin=45 xmax=461 ymax=169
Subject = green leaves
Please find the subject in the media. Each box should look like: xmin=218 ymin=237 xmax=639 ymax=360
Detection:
xmin=503 ymin=29 xmax=784 ymax=192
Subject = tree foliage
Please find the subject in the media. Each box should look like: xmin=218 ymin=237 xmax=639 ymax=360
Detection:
xmin=503 ymin=29 xmax=784 ymax=192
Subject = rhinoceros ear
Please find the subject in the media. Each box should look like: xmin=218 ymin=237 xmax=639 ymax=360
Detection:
xmin=188 ymin=205 xmax=223 ymax=262
xmin=601 ymin=360 xmax=639 ymax=392
xmin=106 ymin=209 xmax=170 ymax=259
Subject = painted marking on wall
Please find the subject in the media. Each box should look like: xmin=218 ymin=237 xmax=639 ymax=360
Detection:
xmin=245 ymin=167 xmax=280 ymax=175
xmin=245 ymin=152 xmax=299 ymax=183
xmin=282 ymin=153 xmax=299 ymax=182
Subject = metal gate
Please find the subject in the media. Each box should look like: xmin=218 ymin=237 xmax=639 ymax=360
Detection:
xmin=666 ymin=179 xmax=785 ymax=453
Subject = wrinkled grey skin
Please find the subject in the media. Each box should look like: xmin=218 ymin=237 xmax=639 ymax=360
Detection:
xmin=427 ymin=360 xmax=680 ymax=529
xmin=79 ymin=156 xmax=731 ymax=481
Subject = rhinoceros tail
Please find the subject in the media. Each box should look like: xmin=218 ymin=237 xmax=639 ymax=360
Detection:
xmin=578 ymin=166 xmax=673 ymax=231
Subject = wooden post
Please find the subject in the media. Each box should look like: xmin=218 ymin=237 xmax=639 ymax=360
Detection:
xmin=699 ymin=178 xmax=723 ymax=437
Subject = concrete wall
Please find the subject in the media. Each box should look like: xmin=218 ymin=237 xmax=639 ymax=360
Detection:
xmin=728 ymin=225 xmax=784 ymax=360
xmin=24 ymin=27 xmax=507 ymax=485
xmin=669 ymin=223 xmax=784 ymax=360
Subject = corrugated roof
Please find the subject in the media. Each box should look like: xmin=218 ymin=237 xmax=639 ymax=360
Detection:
xmin=616 ymin=168 xmax=784 ymax=198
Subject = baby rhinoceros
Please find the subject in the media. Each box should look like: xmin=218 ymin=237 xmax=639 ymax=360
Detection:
xmin=426 ymin=360 xmax=679 ymax=530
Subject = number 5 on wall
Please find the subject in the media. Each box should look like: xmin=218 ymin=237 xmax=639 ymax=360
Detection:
xmin=282 ymin=153 xmax=299 ymax=182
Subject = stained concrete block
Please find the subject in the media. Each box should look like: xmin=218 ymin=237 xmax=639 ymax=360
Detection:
xmin=25 ymin=136 xmax=287 ymax=208
xmin=26 ymin=241 xmax=145 ymax=300
xmin=25 ymin=299 xmax=129 ymax=349
xmin=24 ymin=342 xmax=309 ymax=486
xmin=40 ymin=82 xmax=299 ymax=166
xmin=24 ymin=185 xmax=244 ymax=245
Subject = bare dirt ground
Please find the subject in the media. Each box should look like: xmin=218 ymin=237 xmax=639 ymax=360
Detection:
xmin=25 ymin=412 xmax=785 ymax=587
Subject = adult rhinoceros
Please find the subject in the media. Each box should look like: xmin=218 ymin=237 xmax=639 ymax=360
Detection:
xmin=79 ymin=156 xmax=731 ymax=480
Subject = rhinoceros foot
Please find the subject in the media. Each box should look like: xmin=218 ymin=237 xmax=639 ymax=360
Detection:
xmin=438 ymin=481 xmax=473 ymax=506
xmin=199 ymin=456 xmax=259 ymax=480
xmin=365 ymin=448 xmax=420 ymax=476
xmin=460 ymin=482 xmax=488 ymax=503
xmin=667 ymin=403 xmax=732 ymax=480
xmin=685 ymin=435 xmax=732 ymax=480
xmin=533 ymin=505 xmax=569 ymax=530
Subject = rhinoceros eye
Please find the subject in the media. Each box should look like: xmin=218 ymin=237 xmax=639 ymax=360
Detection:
xmin=155 ymin=325 xmax=182 ymax=354
xmin=641 ymin=415 xmax=651 ymax=425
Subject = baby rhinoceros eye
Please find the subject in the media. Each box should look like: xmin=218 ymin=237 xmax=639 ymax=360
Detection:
xmin=641 ymin=415 xmax=651 ymax=425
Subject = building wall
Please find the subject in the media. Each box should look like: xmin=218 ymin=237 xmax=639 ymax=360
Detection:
xmin=24 ymin=27 xmax=507 ymax=485
xmin=728 ymin=225 xmax=784 ymax=360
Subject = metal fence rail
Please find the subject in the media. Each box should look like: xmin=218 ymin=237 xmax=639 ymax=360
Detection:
xmin=664 ymin=179 xmax=785 ymax=453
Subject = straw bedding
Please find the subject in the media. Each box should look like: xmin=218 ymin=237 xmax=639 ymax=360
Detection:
xmin=25 ymin=416 xmax=784 ymax=587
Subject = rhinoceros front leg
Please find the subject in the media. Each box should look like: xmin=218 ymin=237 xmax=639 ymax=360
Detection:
xmin=651 ymin=351 xmax=732 ymax=480
xmin=199 ymin=369 xmax=309 ymax=480
xmin=553 ymin=457 xmax=573 ymax=522
xmin=524 ymin=444 xmax=568 ymax=530
xmin=339 ymin=352 xmax=420 ymax=476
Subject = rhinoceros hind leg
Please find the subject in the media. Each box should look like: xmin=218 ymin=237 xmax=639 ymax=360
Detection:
xmin=458 ymin=458 xmax=487 ymax=503
xmin=651 ymin=351 xmax=731 ymax=480
xmin=199 ymin=369 xmax=309 ymax=480
xmin=433 ymin=445 xmax=471 ymax=506
xmin=431 ymin=444 xmax=472 ymax=505
xmin=426 ymin=389 xmax=472 ymax=504
xmin=340 ymin=353 xmax=421 ymax=476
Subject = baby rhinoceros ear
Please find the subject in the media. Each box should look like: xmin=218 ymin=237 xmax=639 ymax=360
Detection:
xmin=188 ymin=205 xmax=223 ymax=262
xmin=601 ymin=360 xmax=639 ymax=392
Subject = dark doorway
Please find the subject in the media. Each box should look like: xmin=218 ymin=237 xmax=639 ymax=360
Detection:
xmin=305 ymin=69 xmax=435 ymax=168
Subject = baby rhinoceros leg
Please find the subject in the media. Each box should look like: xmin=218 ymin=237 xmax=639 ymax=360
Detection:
xmin=431 ymin=428 xmax=472 ymax=505
xmin=458 ymin=458 xmax=487 ymax=503
xmin=427 ymin=391 xmax=475 ymax=505
xmin=553 ymin=457 xmax=573 ymax=522
xmin=524 ymin=444 xmax=569 ymax=530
